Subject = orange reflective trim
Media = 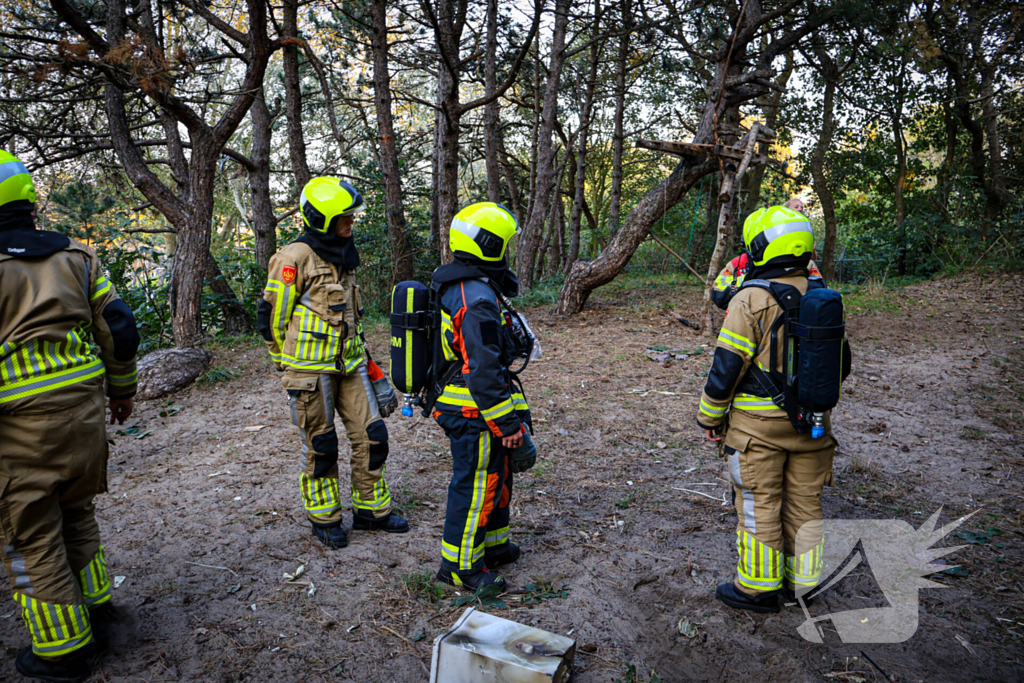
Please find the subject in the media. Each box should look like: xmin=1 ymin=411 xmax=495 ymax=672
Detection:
xmin=477 ymin=471 xmax=499 ymax=528
xmin=499 ymin=458 xmax=511 ymax=507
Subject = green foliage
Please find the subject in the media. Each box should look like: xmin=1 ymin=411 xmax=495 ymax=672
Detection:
xmin=521 ymin=577 xmax=570 ymax=605
xmin=450 ymin=582 xmax=507 ymax=610
xmin=401 ymin=571 xmax=446 ymax=604
xmin=47 ymin=181 xmax=117 ymax=243
xmin=196 ymin=366 xmax=238 ymax=387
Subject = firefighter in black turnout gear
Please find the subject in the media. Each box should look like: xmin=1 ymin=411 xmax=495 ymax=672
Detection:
xmin=431 ymin=203 xmax=534 ymax=591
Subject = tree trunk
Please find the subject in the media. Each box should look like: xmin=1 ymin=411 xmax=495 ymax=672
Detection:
xmin=548 ymin=192 xmax=565 ymax=277
xmin=701 ymin=191 xmax=738 ymax=332
xmin=934 ymin=95 xmax=957 ymax=211
xmin=205 ymin=252 xmax=251 ymax=335
xmin=566 ymin=0 xmax=601 ymax=274
xmin=497 ymin=130 xmax=525 ymax=226
xmin=482 ymin=0 xmax=502 ymax=203
xmin=809 ymin=48 xmax=839 ymax=281
xmin=371 ymin=0 xmax=414 ymax=282
xmin=67 ymin=0 xmax=273 ymax=347
xmin=433 ymin=0 xmax=464 ymax=265
xmin=248 ymin=90 xmax=277 ymax=274
xmin=608 ymin=0 xmax=632 ymax=236
xmin=430 ymin=91 xmax=442 ymax=253
xmin=555 ymin=156 xmax=717 ymax=315
xmin=742 ymin=51 xmax=793 ymax=217
xmin=283 ymin=0 xmax=311 ymax=189
xmin=437 ymin=99 xmax=461 ymax=264
xmin=978 ymin=69 xmax=1007 ymax=237
xmin=516 ymin=0 xmax=571 ymax=290
xmin=892 ymin=60 xmax=908 ymax=275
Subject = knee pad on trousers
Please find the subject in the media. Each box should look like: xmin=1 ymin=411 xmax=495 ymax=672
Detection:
xmin=366 ymin=420 xmax=389 ymax=471
xmin=311 ymin=430 xmax=339 ymax=478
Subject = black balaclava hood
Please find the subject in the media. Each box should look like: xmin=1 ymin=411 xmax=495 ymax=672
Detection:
xmin=0 ymin=200 xmax=70 ymax=257
xmin=431 ymin=252 xmax=520 ymax=298
xmin=745 ymin=252 xmax=811 ymax=282
xmin=296 ymin=217 xmax=360 ymax=272
xmin=450 ymin=252 xmax=520 ymax=298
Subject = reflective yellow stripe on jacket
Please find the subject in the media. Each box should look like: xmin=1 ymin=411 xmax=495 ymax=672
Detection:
xmin=435 ymin=385 xmax=530 ymax=414
xmin=0 ymin=330 xmax=105 ymax=405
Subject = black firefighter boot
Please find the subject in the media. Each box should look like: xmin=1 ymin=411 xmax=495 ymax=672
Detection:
xmin=311 ymin=522 xmax=349 ymax=548
xmin=352 ymin=509 xmax=409 ymax=533
xmin=484 ymin=542 xmax=521 ymax=569
xmin=715 ymin=582 xmax=781 ymax=614
xmin=15 ymin=644 xmax=95 ymax=683
xmin=436 ymin=566 xmax=507 ymax=592
xmin=89 ymin=602 xmax=138 ymax=650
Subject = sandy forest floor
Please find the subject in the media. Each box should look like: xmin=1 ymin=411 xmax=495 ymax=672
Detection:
xmin=2 ymin=273 xmax=1022 ymax=683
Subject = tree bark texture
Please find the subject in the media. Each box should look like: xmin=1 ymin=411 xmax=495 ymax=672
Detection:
xmin=741 ymin=51 xmax=793 ymax=217
xmin=283 ymin=0 xmax=311 ymax=190
xmin=556 ymin=0 xmax=817 ymax=315
xmin=808 ymin=46 xmax=840 ymax=281
xmin=516 ymin=0 xmax=571 ymax=290
xmin=608 ymin=0 xmax=633 ymax=236
xmin=248 ymin=90 xmax=277 ymax=274
xmin=371 ymin=0 xmax=414 ymax=283
xmin=566 ymin=0 xmax=601 ymax=274
xmin=425 ymin=0 xmax=539 ymax=263
xmin=483 ymin=0 xmax=502 ymax=203
xmin=53 ymin=0 xmax=274 ymax=346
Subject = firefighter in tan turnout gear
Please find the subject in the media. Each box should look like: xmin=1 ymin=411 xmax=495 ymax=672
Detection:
xmin=0 ymin=151 xmax=139 ymax=682
xmin=697 ymin=206 xmax=851 ymax=613
xmin=259 ymin=177 xmax=407 ymax=549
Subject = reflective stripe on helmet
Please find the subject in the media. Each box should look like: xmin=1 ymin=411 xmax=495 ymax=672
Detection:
xmin=0 ymin=160 xmax=29 ymax=184
xmin=451 ymin=218 xmax=482 ymax=241
xmin=761 ymin=218 xmax=813 ymax=243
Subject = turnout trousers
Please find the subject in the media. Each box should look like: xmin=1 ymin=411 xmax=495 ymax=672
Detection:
xmin=723 ymin=410 xmax=836 ymax=595
xmin=0 ymin=388 xmax=112 ymax=658
xmin=284 ymin=366 xmax=392 ymax=526
xmin=437 ymin=414 xmax=513 ymax=573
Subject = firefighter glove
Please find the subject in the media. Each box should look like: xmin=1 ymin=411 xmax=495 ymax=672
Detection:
xmin=510 ymin=428 xmax=537 ymax=473
xmin=367 ymin=358 xmax=398 ymax=418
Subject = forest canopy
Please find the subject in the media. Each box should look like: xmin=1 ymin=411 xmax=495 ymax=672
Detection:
xmin=1 ymin=0 xmax=1020 ymax=349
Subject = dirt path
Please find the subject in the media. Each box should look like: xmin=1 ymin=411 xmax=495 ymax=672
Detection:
xmin=2 ymin=274 xmax=1021 ymax=682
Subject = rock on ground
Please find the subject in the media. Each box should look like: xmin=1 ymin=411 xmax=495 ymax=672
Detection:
xmin=136 ymin=348 xmax=213 ymax=400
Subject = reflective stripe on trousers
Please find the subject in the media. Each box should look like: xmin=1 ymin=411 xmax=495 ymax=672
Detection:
xmin=15 ymin=594 xmax=93 ymax=658
xmin=736 ymin=529 xmax=783 ymax=592
xmin=78 ymin=546 xmax=112 ymax=607
xmin=786 ymin=539 xmax=824 ymax=587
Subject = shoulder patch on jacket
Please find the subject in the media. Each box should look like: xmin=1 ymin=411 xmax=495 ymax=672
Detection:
xmin=282 ymin=265 xmax=297 ymax=283
xmin=479 ymin=319 xmax=500 ymax=347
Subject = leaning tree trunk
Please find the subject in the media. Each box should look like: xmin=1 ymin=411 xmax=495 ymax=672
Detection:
xmin=371 ymin=0 xmax=414 ymax=282
xmin=554 ymin=156 xmax=717 ymax=315
xmin=555 ymin=52 xmax=738 ymax=316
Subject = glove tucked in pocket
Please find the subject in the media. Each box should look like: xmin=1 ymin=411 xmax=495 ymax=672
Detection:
xmin=367 ymin=358 xmax=399 ymax=418
xmin=509 ymin=427 xmax=537 ymax=473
